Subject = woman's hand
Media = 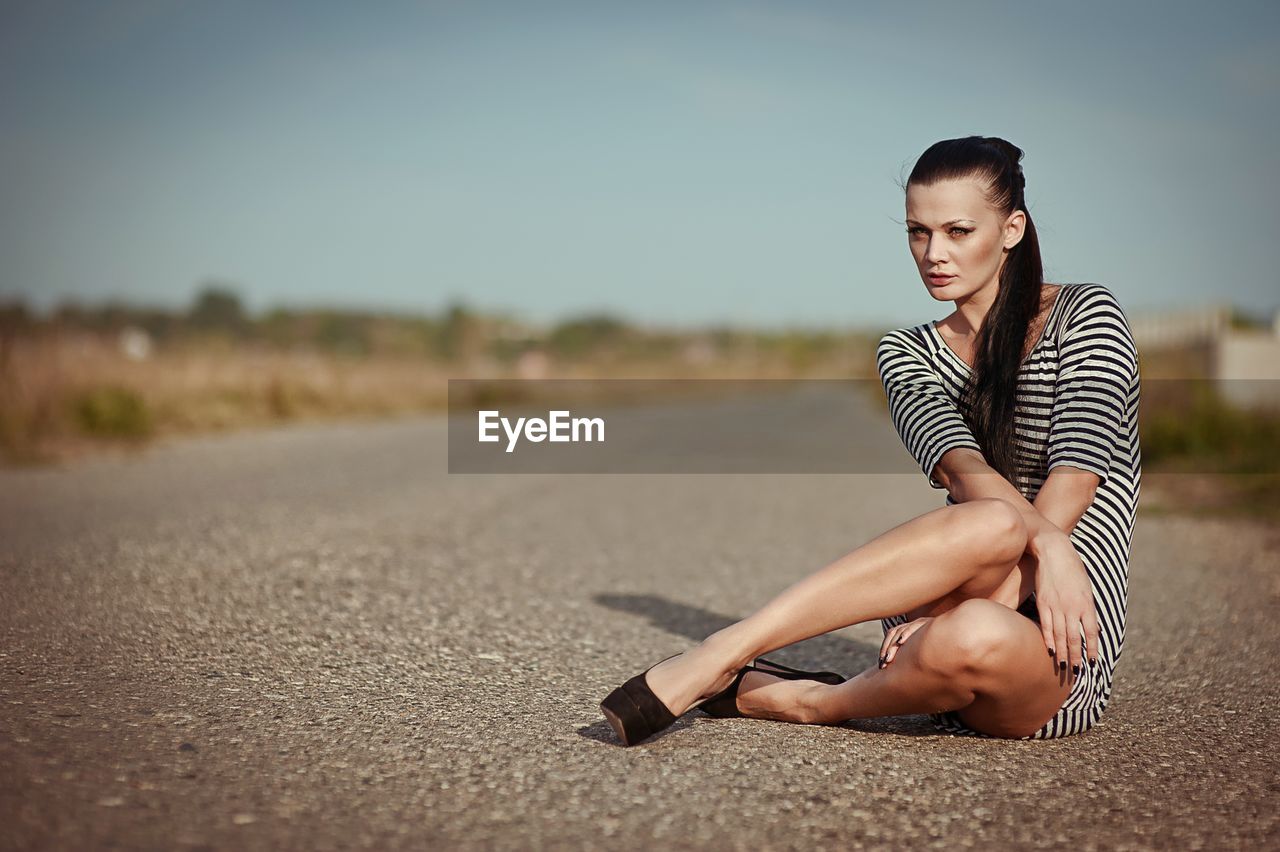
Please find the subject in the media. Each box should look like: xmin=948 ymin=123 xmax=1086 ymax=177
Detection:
xmin=1031 ymin=532 xmax=1100 ymax=683
xmin=879 ymin=616 xmax=934 ymax=669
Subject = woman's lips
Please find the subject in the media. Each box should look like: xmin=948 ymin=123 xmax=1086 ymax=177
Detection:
xmin=928 ymin=274 xmax=954 ymax=283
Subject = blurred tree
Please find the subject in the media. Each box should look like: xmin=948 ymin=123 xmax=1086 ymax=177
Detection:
xmin=0 ymin=301 xmax=29 ymax=374
xmin=0 ymin=300 xmax=31 ymax=336
xmin=547 ymin=314 xmax=629 ymax=358
xmin=52 ymin=302 xmax=87 ymax=328
xmin=189 ymin=284 xmax=248 ymax=336
xmin=259 ymin=308 xmax=302 ymax=348
xmin=134 ymin=309 xmax=180 ymax=342
xmin=314 ymin=311 xmax=370 ymax=356
xmin=438 ymin=301 xmax=483 ymax=361
xmin=97 ymin=301 xmax=132 ymax=330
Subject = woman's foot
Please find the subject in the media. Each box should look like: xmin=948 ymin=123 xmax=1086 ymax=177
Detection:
xmin=731 ymin=669 xmax=825 ymax=723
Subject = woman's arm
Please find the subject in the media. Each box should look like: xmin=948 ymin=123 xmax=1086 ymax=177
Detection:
xmin=932 ymin=447 xmax=1098 ymax=543
xmin=1030 ymin=465 xmax=1101 ymax=536
xmin=933 ymin=447 xmax=1102 ymax=677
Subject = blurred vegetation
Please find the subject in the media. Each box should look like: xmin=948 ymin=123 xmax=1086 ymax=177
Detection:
xmin=0 ymin=286 xmax=878 ymax=369
xmin=0 ymin=284 xmax=877 ymax=464
xmin=1227 ymin=306 xmax=1273 ymax=331
xmin=73 ymin=386 xmax=153 ymax=439
xmin=188 ymin=285 xmax=250 ymax=337
xmin=1137 ymin=370 xmax=1280 ymax=523
xmin=1141 ymin=383 xmax=1279 ymax=473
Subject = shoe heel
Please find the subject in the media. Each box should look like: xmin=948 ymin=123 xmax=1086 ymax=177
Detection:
xmin=599 ymin=656 xmax=680 ymax=747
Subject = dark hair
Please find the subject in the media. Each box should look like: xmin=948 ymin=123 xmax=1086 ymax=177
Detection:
xmin=904 ymin=135 xmax=1045 ymax=484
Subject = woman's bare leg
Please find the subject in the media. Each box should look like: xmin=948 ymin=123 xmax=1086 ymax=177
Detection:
xmin=732 ymin=615 xmax=978 ymax=723
xmin=641 ymin=497 xmax=1029 ymax=718
xmin=739 ymin=598 xmax=1073 ymax=738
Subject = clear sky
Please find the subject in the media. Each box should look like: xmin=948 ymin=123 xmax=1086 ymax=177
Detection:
xmin=2 ymin=0 xmax=1277 ymax=329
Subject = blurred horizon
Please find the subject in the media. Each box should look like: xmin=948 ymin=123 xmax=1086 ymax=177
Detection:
xmin=4 ymin=281 xmax=1279 ymax=336
xmin=3 ymin=1 xmax=1279 ymax=329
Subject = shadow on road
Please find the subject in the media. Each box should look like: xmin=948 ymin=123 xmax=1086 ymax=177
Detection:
xmin=592 ymin=591 xmax=877 ymax=671
xmin=584 ymin=592 xmax=945 ymax=743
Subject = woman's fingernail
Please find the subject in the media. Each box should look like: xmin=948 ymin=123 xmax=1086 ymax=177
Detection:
xmin=1048 ymin=648 xmax=1055 ymax=657
xmin=1059 ymin=660 xmax=1066 ymax=671
xmin=1072 ymin=664 xmax=1080 ymax=675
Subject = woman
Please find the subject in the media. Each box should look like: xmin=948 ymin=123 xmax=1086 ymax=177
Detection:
xmin=600 ymin=135 xmax=1141 ymax=745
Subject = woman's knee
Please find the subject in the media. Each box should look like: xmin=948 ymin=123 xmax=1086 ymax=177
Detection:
xmin=948 ymin=499 xmax=1027 ymax=564
xmin=915 ymin=598 xmax=1023 ymax=678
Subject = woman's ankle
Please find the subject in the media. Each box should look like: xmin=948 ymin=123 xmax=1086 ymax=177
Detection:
xmin=700 ymin=626 xmax=760 ymax=672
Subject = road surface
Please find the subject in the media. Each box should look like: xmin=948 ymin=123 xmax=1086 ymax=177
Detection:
xmin=1 ymin=389 xmax=1276 ymax=850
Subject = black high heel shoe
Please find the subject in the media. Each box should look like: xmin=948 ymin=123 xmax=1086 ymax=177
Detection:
xmin=600 ymin=653 xmax=720 ymax=746
xmin=699 ymin=657 xmax=847 ymax=719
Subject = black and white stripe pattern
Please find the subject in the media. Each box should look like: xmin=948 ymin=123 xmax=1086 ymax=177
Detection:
xmin=875 ymin=283 xmax=1142 ymax=739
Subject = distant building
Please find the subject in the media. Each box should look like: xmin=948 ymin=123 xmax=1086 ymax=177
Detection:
xmin=1130 ymin=305 xmax=1280 ymax=410
xmin=1128 ymin=305 xmax=1229 ymax=349
xmin=1213 ymin=320 xmax=1280 ymax=410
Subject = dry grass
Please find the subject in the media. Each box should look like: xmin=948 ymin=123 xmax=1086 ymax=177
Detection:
xmin=0 ymin=332 xmax=454 ymax=464
xmin=0 ymin=330 xmax=877 ymax=465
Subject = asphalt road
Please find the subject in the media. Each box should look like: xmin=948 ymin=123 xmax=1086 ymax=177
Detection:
xmin=1 ymin=390 xmax=1277 ymax=850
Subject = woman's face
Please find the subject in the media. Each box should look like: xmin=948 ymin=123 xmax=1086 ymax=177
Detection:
xmin=904 ymin=176 xmax=1025 ymax=304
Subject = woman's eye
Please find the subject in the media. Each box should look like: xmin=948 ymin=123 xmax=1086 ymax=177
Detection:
xmin=906 ymin=226 xmax=969 ymax=236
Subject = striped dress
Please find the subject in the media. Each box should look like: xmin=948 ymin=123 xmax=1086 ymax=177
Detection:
xmin=875 ymin=282 xmax=1142 ymax=739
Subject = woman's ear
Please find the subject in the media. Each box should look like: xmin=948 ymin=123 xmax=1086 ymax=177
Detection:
xmin=1002 ymin=209 xmax=1027 ymax=251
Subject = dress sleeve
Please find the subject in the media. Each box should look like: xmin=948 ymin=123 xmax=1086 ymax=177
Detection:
xmin=1047 ymin=285 xmax=1139 ymax=481
xmin=876 ymin=329 xmax=984 ymax=489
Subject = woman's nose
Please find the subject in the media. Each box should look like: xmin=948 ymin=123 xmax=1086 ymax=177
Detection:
xmin=925 ymin=237 xmax=947 ymax=263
